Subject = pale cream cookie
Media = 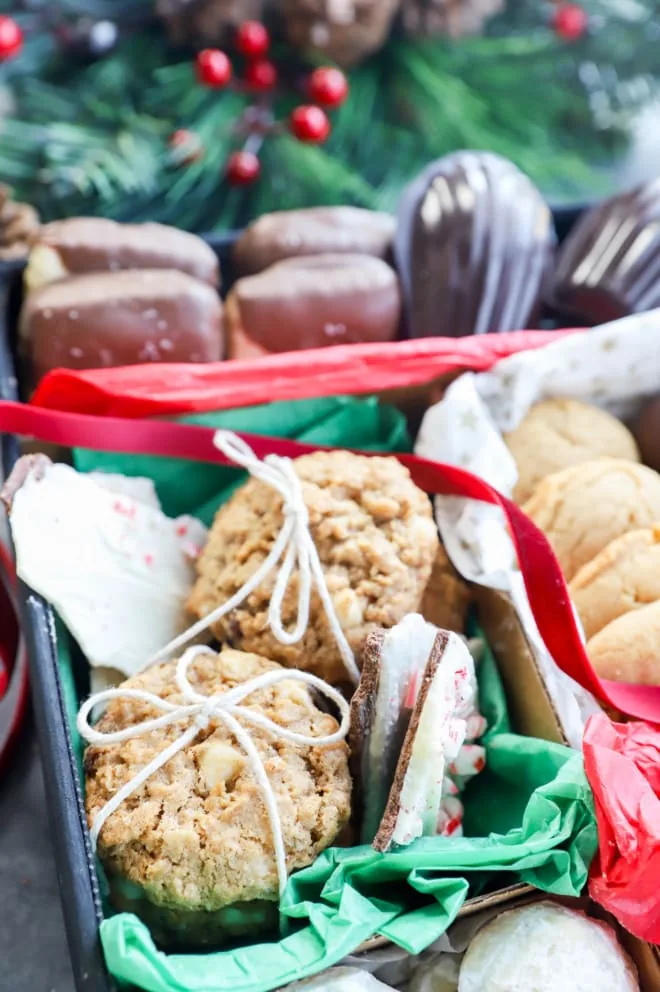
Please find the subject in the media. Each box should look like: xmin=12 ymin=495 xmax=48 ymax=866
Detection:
xmin=504 ymin=398 xmax=639 ymax=504
xmin=587 ymin=600 xmax=660 ymax=685
xmin=522 ymin=458 xmax=660 ymax=581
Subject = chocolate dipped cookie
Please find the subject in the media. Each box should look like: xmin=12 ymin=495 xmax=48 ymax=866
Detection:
xmin=225 ymin=253 xmax=401 ymax=359
xmin=20 ymin=268 xmax=223 ymax=386
xmin=25 ymin=217 xmax=219 ymax=291
xmin=394 ymin=151 xmax=555 ymax=338
xmin=232 ymin=206 xmax=395 ymax=275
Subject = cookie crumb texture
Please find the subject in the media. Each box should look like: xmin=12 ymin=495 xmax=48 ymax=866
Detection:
xmin=523 ymin=458 xmax=660 ymax=581
xmin=84 ymin=649 xmax=351 ymax=947
xmin=188 ymin=451 xmax=439 ymax=684
xmin=504 ymin=397 xmax=640 ymax=505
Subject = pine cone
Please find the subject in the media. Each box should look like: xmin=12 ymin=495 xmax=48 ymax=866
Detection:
xmin=156 ymin=0 xmax=265 ymax=47
xmin=280 ymin=0 xmax=401 ymax=67
xmin=0 ymin=186 xmax=40 ymax=261
xmin=401 ymin=0 xmax=504 ymax=37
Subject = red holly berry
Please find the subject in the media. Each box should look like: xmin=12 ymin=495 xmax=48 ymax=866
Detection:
xmin=308 ymin=67 xmax=349 ymax=108
xmin=226 ymin=150 xmax=261 ymax=185
xmin=290 ymin=105 xmax=331 ymax=143
xmin=195 ymin=49 xmax=232 ymax=88
xmin=0 ymin=16 xmax=23 ymax=61
xmin=552 ymin=3 xmax=588 ymax=41
xmin=169 ymin=129 xmax=203 ymax=164
xmin=244 ymin=59 xmax=277 ymax=92
xmin=236 ymin=20 xmax=270 ymax=59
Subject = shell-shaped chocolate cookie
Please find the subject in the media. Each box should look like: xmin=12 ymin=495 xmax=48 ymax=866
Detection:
xmin=394 ymin=152 xmax=555 ymax=338
xmin=553 ymin=179 xmax=660 ymax=322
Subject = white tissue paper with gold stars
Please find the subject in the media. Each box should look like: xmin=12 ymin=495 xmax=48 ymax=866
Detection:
xmin=10 ymin=462 xmax=207 ymax=684
xmin=415 ymin=310 xmax=660 ymax=748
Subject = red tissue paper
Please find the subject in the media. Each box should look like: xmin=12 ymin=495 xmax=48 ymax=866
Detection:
xmin=584 ymin=711 xmax=660 ymax=943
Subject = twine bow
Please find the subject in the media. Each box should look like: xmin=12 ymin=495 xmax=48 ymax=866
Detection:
xmin=77 ymin=430 xmax=358 ymax=899
xmin=148 ymin=430 xmax=361 ymax=685
xmin=77 ymin=644 xmax=350 ymax=899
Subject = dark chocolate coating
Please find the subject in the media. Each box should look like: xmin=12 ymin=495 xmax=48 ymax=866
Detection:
xmin=31 ymin=217 xmax=220 ymax=286
xmin=633 ymin=395 xmax=660 ymax=473
xmin=553 ymin=181 xmax=660 ymax=322
xmin=20 ymin=268 xmax=223 ymax=386
xmin=232 ymin=207 xmax=395 ymax=275
xmin=394 ymin=151 xmax=555 ymax=338
xmin=227 ymin=253 xmax=401 ymax=354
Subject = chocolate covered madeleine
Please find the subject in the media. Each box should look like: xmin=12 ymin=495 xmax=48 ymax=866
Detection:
xmin=232 ymin=206 xmax=395 ymax=275
xmin=25 ymin=217 xmax=219 ymax=291
xmin=394 ymin=151 xmax=555 ymax=338
xmin=553 ymin=180 xmax=660 ymax=322
xmin=20 ymin=268 xmax=223 ymax=386
xmin=226 ymin=253 xmax=401 ymax=359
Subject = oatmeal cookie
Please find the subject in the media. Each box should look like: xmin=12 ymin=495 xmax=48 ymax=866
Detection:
xmin=504 ymin=398 xmax=639 ymax=505
xmin=188 ymin=451 xmax=439 ymax=684
xmin=569 ymin=525 xmax=660 ymax=640
xmin=84 ymin=648 xmax=351 ymax=947
xmin=522 ymin=458 xmax=660 ymax=581
xmin=587 ymin=599 xmax=660 ymax=685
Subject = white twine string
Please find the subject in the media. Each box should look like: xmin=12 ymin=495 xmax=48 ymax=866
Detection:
xmin=77 ymin=430 xmax=359 ymax=900
xmin=77 ymin=644 xmax=351 ymax=900
xmin=148 ymin=430 xmax=360 ymax=686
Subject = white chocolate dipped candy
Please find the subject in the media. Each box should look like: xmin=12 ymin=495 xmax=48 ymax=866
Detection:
xmin=458 ymin=901 xmax=639 ymax=992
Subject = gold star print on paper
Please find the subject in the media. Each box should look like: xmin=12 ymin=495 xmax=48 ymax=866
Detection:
xmin=460 ymin=411 xmax=478 ymax=431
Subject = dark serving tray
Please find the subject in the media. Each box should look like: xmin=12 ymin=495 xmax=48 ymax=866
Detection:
xmin=0 ymin=210 xmax=583 ymax=992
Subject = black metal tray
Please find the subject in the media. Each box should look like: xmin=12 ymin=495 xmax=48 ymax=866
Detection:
xmin=0 ymin=210 xmax=583 ymax=992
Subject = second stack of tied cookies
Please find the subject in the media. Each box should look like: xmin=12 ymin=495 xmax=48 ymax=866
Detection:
xmin=504 ymin=395 xmax=660 ymax=686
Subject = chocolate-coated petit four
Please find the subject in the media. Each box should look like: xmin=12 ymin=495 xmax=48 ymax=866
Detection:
xmin=232 ymin=206 xmax=395 ymax=275
xmin=394 ymin=151 xmax=555 ymax=338
xmin=225 ymin=253 xmax=401 ymax=358
xmin=20 ymin=268 xmax=223 ymax=386
xmin=553 ymin=179 xmax=660 ymax=322
xmin=25 ymin=217 xmax=219 ymax=291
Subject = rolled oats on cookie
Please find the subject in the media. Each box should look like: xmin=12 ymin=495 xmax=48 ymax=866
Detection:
xmin=84 ymin=648 xmax=351 ymax=948
xmin=504 ymin=397 xmax=640 ymax=504
xmin=188 ymin=451 xmax=439 ymax=684
xmin=523 ymin=458 xmax=660 ymax=581
xmin=569 ymin=525 xmax=660 ymax=640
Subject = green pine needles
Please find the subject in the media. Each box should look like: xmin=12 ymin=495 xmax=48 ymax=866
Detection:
xmin=0 ymin=0 xmax=658 ymax=231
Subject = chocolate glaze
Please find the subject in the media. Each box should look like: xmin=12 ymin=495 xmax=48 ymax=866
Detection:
xmin=232 ymin=207 xmax=395 ymax=275
xmin=20 ymin=268 xmax=223 ymax=387
xmin=553 ymin=179 xmax=660 ymax=322
xmin=394 ymin=151 xmax=555 ymax=338
xmin=226 ymin=253 xmax=401 ymax=354
xmin=29 ymin=217 xmax=220 ymax=287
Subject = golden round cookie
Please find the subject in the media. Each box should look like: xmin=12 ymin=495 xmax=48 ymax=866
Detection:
xmin=504 ymin=398 xmax=639 ymax=504
xmin=569 ymin=525 xmax=660 ymax=640
xmin=420 ymin=544 xmax=471 ymax=633
xmin=84 ymin=649 xmax=351 ymax=947
xmin=188 ymin=450 xmax=439 ymax=685
xmin=523 ymin=458 xmax=660 ymax=581
xmin=587 ymin=600 xmax=660 ymax=684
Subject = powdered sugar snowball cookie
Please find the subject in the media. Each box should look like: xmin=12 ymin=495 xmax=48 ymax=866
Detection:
xmin=522 ymin=458 xmax=660 ymax=581
xmin=83 ymin=648 xmax=352 ymax=948
xmin=569 ymin=525 xmax=660 ymax=639
xmin=188 ymin=451 xmax=439 ymax=685
xmin=503 ymin=398 xmax=640 ymax=504
xmin=458 ymin=901 xmax=639 ymax=992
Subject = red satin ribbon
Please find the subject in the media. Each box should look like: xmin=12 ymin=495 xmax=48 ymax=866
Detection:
xmin=1 ymin=398 xmax=657 ymax=723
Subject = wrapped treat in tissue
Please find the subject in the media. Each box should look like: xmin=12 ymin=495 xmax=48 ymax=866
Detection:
xmin=351 ymin=615 xmax=484 ymax=851
xmin=3 ymin=457 xmax=207 ymax=680
xmin=412 ymin=311 xmax=660 ymax=744
xmin=282 ymin=968 xmax=396 ymax=992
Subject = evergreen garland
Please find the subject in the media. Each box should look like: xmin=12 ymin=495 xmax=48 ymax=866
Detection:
xmin=0 ymin=0 xmax=658 ymax=232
